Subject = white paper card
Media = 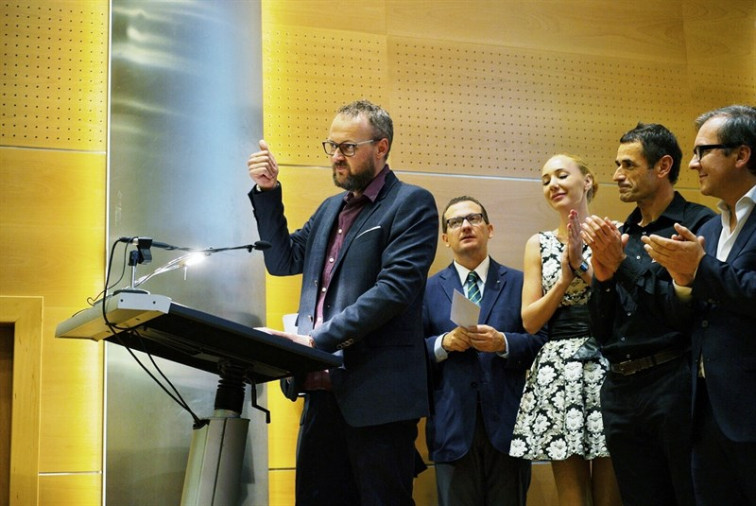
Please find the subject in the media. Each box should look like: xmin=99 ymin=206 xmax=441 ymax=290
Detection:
xmin=450 ymin=289 xmax=480 ymax=327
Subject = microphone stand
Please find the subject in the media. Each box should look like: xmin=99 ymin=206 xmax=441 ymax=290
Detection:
xmin=116 ymin=239 xmax=270 ymax=293
xmin=133 ymin=252 xmax=209 ymax=289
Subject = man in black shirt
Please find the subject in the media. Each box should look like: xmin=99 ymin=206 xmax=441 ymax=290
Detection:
xmin=581 ymin=123 xmax=714 ymax=506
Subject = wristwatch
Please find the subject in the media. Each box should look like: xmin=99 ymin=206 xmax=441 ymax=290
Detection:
xmin=574 ymin=261 xmax=589 ymax=275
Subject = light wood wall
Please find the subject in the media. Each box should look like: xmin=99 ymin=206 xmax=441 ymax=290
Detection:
xmin=0 ymin=1 xmax=753 ymax=505
xmin=261 ymin=1 xmax=754 ymax=504
xmin=0 ymin=1 xmax=109 ymax=505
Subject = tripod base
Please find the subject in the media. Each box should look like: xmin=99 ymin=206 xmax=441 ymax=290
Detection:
xmin=180 ymin=416 xmax=249 ymax=506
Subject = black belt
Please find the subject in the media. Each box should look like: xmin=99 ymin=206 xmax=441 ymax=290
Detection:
xmin=609 ymin=347 xmax=685 ymax=375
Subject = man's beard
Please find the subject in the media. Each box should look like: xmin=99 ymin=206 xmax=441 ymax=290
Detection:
xmin=332 ymin=159 xmax=375 ymax=192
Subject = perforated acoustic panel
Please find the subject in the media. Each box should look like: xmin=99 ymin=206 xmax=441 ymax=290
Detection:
xmin=263 ymin=26 xmax=388 ymax=166
xmin=389 ymin=38 xmax=699 ymax=184
xmin=262 ymin=23 xmax=710 ymax=187
xmin=0 ymin=1 xmax=108 ymax=151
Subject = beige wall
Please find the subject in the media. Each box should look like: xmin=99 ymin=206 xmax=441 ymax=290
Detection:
xmin=261 ymin=1 xmax=754 ymax=504
xmin=0 ymin=0 xmax=753 ymax=504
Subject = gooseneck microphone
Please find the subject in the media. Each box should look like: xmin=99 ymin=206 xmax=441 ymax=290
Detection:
xmin=250 ymin=240 xmax=271 ymax=251
xmin=118 ymin=236 xmax=174 ymax=250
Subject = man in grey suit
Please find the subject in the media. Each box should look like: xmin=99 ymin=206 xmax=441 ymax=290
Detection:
xmin=642 ymin=105 xmax=756 ymax=505
xmin=246 ymin=99 xmax=438 ymax=506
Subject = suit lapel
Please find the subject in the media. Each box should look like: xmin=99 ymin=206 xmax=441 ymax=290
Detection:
xmin=438 ymin=260 xmax=506 ymax=325
xmin=727 ymin=211 xmax=756 ymax=261
xmin=439 ymin=265 xmax=462 ymax=306
xmin=479 ymin=261 xmax=506 ymax=324
xmin=332 ymin=173 xmax=396 ymax=270
xmin=704 ymin=219 xmax=723 ymax=256
xmin=309 ymin=195 xmax=344 ymax=276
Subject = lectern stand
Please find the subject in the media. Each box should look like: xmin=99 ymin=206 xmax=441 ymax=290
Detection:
xmin=56 ymin=292 xmax=341 ymax=506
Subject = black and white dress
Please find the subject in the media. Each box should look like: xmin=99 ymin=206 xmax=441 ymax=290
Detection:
xmin=509 ymin=231 xmax=610 ymax=461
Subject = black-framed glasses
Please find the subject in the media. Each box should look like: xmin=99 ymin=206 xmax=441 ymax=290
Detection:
xmin=692 ymin=143 xmax=739 ymax=162
xmin=322 ymin=139 xmax=377 ymax=157
xmin=446 ymin=213 xmax=485 ymax=230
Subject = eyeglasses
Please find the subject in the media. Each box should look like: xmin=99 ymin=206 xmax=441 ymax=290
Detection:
xmin=692 ymin=143 xmax=739 ymax=162
xmin=446 ymin=213 xmax=485 ymax=230
xmin=322 ymin=139 xmax=377 ymax=157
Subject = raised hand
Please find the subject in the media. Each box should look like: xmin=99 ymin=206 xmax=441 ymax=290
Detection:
xmin=247 ymin=139 xmax=279 ymax=190
xmin=567 ymin=209 xmax=584 ymax=271
xmin=641 ymin=223 xmax=706 ymax=286
xmin=581 ymin=215 xmax=626 ymax=281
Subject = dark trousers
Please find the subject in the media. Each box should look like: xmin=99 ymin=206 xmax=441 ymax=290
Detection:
xmin=600 ymin=357 xmax=695 ymax=506
xmin=435 ymin=405 xmax=531 ymax=506
xmin=295 ymin=390 xmax=419 ymax=506
xmin=692 ymin=379 xmax=756 ymax=506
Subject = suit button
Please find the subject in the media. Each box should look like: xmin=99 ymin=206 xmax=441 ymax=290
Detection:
xmin=701 ymin=320 xmax=709 ymax=328
xmin=470 ymin=382 xmax=478 ymax=388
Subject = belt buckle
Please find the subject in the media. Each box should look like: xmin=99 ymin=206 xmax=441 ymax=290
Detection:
xmin=613 ymin=360 xmax=634 ymax=375
xmin=613 ymin=356 xmax=650 ymax=375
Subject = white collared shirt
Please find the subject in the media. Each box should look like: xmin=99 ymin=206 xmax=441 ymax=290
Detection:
xmin=453 ymin=255 xmax=490 ymax=300
xmin=716 ymin=184 xmax=756 ymax=261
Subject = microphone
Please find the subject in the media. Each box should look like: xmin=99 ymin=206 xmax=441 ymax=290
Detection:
xmin=118 ymin=236 xmax=269 ymax=252
xmin=118 ymin=237 xmax=174 ymax=249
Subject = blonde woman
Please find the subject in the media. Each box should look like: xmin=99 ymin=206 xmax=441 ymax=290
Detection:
xmin=509 ymin=155 xmax=620 ymax=506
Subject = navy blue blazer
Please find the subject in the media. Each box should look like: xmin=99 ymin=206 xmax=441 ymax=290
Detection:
xmin=422 ymin=259 xmax=547 ymax=462
xmin=249 ymin=170 xmax=439 ymax=428
xmin=691 ymin=209 xmax=756 ymax=442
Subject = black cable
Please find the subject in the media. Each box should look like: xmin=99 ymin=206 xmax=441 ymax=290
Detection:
xmin=113 ymin=330 xmax=204 ymax=427
xmin=134 ymin=331 xmax=204 ymax=424
xmin=98 ymin=237 xmax=206 ymax=427
xmin=85 ymin=241 xmax=130 ymax=309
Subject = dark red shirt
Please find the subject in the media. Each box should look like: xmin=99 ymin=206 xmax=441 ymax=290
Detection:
xmin=304 ymin=165 xmax=389 ymax=391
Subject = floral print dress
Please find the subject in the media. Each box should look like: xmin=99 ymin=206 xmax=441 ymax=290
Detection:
xmin=509 ymin=231 xmax=610 ymax=461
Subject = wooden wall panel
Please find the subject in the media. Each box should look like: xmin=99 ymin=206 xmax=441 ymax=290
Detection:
xmin=39 ymin=307 xmax=103 ymax=472
xmin=682 ymin=0 xmax=756 ymax=112
xmin=269 ymin=468 xmax=296 ymax=506
xmin=0 ymin=149 xmax=107 ymax=306
xmin=263 ymin=0 xmax=387 ymax=35
xmin=259 ymin=21 xmax=753 ymax=193
xmin=262 ymin=26 xmax=389 ymax=166
xmin=0 ymin=297 xmax=43 ymax=506
xmin=0 ymin=1 xmax=108 ymax=151
xmin=388 ymin=37 xmax=693 ymax=183
xmin=39 ymin=474 xmax=100 ymax=506
xmin=1 ymin=148 xmax=105 ymax=473
xmin=386 ymin=0 xmax=689 ymax=63
xmin=267 ymin=387 xmax=302 ymax=470
xmin=1 ymin=0 xmax=108 ymax=502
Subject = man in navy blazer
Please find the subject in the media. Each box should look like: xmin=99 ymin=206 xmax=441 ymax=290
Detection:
xmin=642 ymin=105 xmax=756 ymax=505
xmin=246 ymin=100 xmax=438 ymax=506
xmin=423 ymin=196 xmax=547 ymax=506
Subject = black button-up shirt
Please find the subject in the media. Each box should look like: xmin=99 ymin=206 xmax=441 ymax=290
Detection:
xmin=590 ymin=192 xmax=715 ymax=363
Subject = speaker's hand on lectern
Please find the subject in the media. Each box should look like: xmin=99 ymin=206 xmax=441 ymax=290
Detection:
xmin=256 ymin=327 xmax=315 ymax=348
xmin=247 ymin=139 xmax=279 ymax=190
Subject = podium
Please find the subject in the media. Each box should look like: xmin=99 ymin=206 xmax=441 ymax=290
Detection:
xmin=56 ymin=292 xmax=341 ymax=505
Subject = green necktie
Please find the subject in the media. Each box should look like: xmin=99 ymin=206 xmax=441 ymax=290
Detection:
xmin=465 ymin=271 xmax=481 ymax=305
